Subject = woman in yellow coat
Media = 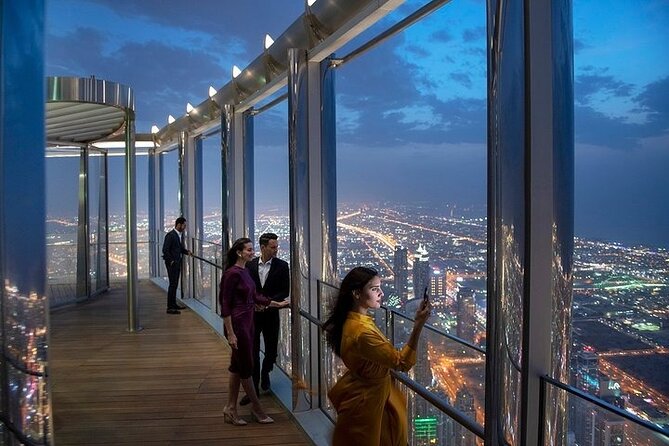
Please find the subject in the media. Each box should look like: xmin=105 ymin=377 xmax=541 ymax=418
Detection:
xmin=325 ymin=267 xmax=431 ymax=446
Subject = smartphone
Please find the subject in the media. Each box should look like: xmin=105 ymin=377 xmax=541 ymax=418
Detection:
xmin=423 ymin=287 xmax=429 ymax=303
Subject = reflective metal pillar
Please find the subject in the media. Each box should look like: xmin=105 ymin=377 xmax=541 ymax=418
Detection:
xmin=0 ymin=0 xmax=51 ymax=443
xmin=288 ymin=48 xmax=312 ymax=412
xmin=221 ymin=104 xmax=233 ymax=251
xmin=228 ymin=109 xmax=254 ymax=239
xmin=485 ymin=0 xmax=574 ymax=444
xmin=76 ymin=145 xmax=90 ymax=299
xmin=243 ymin=113 xmax=255 ymax=239
xmin=125 ymin=109 xmax=139 ymax=332
xmin=148 ymin=143 xmax=160 ymax=277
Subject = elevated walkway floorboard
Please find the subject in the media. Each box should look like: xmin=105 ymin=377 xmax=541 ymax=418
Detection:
xmin=50 ymin=280 xmax=313 ymax=445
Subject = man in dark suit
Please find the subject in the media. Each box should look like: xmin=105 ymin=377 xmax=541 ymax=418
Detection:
xmin=240 ymin=233 xmax=290 ymax=405
xmin=162 ymin=217 xmax=191 ymax=314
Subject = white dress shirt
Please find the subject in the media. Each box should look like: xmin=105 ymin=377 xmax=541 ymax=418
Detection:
xmin=258 ymin=257 xmax=272 ymax=288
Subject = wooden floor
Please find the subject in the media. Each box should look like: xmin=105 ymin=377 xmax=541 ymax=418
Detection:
xmin=49 ymin=280 xmax=313 ymax=446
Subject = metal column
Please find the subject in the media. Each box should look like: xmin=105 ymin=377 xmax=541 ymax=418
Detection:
xmin=0 ymin=0 xmax=51 ymax=443
xmin=228 ymin=109 xmax=254 ymax=240
xmin=76 ymin=145 xmax=90 ymax=299
xmin=485 ymin=0 xmax=574 ymax=444
xmin=148 ymin=144 xmax=161 ymax=277
xmin=125 ymin=109 xmax=140 ymax=332
xmin=220 ymin=104 xmax=233 ymax=252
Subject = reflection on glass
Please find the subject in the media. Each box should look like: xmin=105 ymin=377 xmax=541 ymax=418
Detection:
xmin=46 ymin=156 xmax=79 ymax=306
xmin=545 ymin=383 xmax=669 ymax=446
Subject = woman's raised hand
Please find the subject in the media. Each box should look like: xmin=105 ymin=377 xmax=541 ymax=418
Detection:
xmin=414 ymin=299 xmax=431 ymax=326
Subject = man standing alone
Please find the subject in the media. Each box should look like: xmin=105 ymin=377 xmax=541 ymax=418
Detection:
xmin=240 ymin=233 xmax=290 ymax=405
xmin=162 ymin=217 xmax=191 ymax=314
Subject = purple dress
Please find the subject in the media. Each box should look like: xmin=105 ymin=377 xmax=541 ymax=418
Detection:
xmin=219 ymin=265 xmax=270 ymax=378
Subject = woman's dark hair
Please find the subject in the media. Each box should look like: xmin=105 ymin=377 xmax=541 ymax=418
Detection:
xmin=323 ymin=266 xmax=379 ymax=357
xmin=225 ymin=237 xmax=252 ymax=269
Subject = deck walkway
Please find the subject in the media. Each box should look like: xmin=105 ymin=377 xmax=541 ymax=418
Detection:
xmin=49 ymin=280 xmax=313 ymax=445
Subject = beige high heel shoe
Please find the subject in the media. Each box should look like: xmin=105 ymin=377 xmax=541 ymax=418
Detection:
xmin=250 ymin=409 xmax=274 ymax=424
xmin=223 ymin=407 xmax=248 ymax=426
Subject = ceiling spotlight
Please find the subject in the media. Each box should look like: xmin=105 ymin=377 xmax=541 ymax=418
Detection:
xmin=307 ymin=0 xmax=317 ymax=6
xmin=232 ymin=65 xmax=242 ymax=78
xmin=209 ymin=86 xmax=217 ymax=98
xmin=264 ymin=34 xmax=274 ymax=50
xmin=150 ymin=125 xmax=159 ymax=134
xmin=168 ymin=115 xmax=175 ymax=124
xmin=186 ymin=103 xmax=194 ymax=114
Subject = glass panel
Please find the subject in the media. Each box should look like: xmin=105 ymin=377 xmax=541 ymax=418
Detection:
xmin=200 ymin=134 xmax=223 ymax=244
xmin=162 ymin=149 xmax=179 ymax=230
xmin=45 ymin=155 xmax=79 ymax=306
xmin=566 ymin=0 xmax=669 ymax=433
xmin=253 ymin=96 xmax=292 ymax=377
xmin=545 ymin=383 xmax=669 ymax=446
xmin=392 ymin=312 xmax=486 ymax=426
xmin=88 ymin=150 xmax=107 ymax=293
xmin=106 ymin=155 xmax=150 ymax=280
xmin=400 ymin=380 xmax=483 ymax=446
xmin=192 ymin=240 xmax=221 ymax=309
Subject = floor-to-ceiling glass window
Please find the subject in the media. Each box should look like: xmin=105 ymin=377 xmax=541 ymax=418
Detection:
xmin=88 ymin=149 xmax=108 ymax=293
xmin=333 ymin=1 xmax=487 ymax=443
xmin=160 ymin=147 xmax=179 ymax=280
xmin=106 ymin=152 xmax=150 ymax=280
xmin=555 ymin=3 xmax=669 ymax=444
xmin=254 ymin=97 xmax=292 ymax=374
xmin=45 ymin=153 xmax=80 ymax=306
xmin=192 ymin=132 xmax=223 ymax=310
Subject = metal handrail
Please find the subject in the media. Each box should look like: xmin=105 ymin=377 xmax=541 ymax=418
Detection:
xmin=541 ymin=375 xmax=669 ymax=438
xmin=190 ymin=253 xmax=221 ymax=269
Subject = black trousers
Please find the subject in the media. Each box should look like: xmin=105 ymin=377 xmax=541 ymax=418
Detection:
xmin=165 ymin=260 xmax=181 ymax=309
xmin=252 ymin=309 xmax=280 ymax=392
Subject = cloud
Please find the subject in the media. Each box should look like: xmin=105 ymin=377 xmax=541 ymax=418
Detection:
xmin=462 ymin=27 xmax=485 ymax=42
xmin=431 ymin=29 xmax=453 ymax=43
xmin=575 ymin=72 xmax=635 ymax=105
xmin=635 ymin=76 xmax=669 ymax=126
xmin=450 ymin=72 xmax=473 ymax=89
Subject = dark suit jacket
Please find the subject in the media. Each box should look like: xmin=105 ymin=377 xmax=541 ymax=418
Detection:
xmin=162 ymin=229 xmax=188 ymax=265
xmin=247 ymin=257 xmax=290 ymax=308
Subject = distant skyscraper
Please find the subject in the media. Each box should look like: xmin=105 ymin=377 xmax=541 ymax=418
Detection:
xmin=430 ymin=268 xmax=446 ymax=299
xmin=394 ymin=245 xmax=408 ymax=303
xmin=455 ymin=388 xmax=477 ymax=446
xmin=457 ymin=287 xmax=477 ymax=344
xmin=413 ymin=244 xmax=430 ymax=300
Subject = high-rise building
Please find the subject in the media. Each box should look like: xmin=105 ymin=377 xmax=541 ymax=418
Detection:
xmin=455 ymin=388 xmax=477 ymax=446
xmin=394 ymin=245 xmax=408 ymax=303
xmin=430 ymin=268 xmax=446 ymax=299
xmin=457 ymin=287 xmax=477 ymax=344
xmin=413 ymin=244 xmax=430 ymax=300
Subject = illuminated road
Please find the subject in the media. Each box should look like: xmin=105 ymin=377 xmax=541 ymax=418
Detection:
xmin=337 ymin=221 xmax=397 ymax=249
xmin=377 ymin=212 xmax=486 ymax=245
xmin=428 ymin=343 xmax=485 ymax=426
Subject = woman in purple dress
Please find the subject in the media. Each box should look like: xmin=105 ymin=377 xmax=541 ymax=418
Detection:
xmin=220 ymin=237 xmax=288 ymax=425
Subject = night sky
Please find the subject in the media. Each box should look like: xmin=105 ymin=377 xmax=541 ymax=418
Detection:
xmin=45 ymin=0 xmax=669 ymax=248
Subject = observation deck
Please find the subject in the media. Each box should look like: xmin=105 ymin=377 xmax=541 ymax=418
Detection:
xmin=50 ymin=281 xmax=312 ymax=445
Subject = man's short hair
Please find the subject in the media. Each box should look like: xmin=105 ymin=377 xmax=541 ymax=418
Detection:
xmin=175 ymin=217 xmax=187 ymax=226
xmin=259 ymin=233 xmax=278 ymax=247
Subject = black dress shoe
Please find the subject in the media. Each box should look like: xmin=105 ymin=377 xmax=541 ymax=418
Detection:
xmin=239 ymin=395 xmax=251 ymax=406
xmin=174 ymin=304 xmax=187 ymax=310
xmin=166 ymin=308 xmax=181 ymax=314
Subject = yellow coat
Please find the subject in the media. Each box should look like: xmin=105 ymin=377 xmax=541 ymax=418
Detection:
xmin=328 ymin=311 xmax=417 ymax=446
